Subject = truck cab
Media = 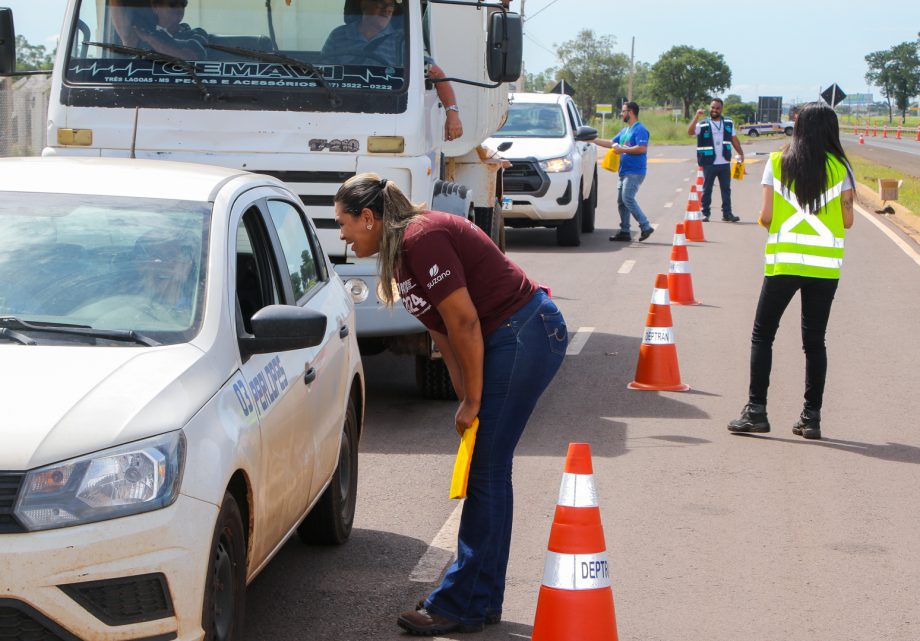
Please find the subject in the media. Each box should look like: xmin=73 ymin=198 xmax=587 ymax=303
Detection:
xmin=0 ymin=0 xmax=521 ymax=397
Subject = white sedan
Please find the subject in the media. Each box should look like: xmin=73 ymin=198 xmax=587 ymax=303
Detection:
xmin=0 ymin=157 xmax=364 ymax=641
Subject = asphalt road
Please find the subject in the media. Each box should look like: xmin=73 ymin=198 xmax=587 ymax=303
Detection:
xmin=243 ymin=138 xmax=920 ymax=641
xmin=842 ymin=132 xmax=920 ymax=176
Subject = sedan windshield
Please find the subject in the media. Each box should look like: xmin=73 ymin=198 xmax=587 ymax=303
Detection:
xmin=497 ymin=103 xmax=567 ymax=138
xmin=0 ymin=192 xmax=210 ymax=345
xmin=67 ymin=0 xmax=407 ymax=94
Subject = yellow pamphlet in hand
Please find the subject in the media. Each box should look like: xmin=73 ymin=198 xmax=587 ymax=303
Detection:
xmin=449 ymin=418 xmax=480 ymax=499
xmin=731 ymin=158 xmax=745 ymax=180
xmin=600 ymin=148 xmax=620 ymax=173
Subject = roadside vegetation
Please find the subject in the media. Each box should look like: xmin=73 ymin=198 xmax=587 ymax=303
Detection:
xmin=848 ymin=153 xmax=920 ymax=215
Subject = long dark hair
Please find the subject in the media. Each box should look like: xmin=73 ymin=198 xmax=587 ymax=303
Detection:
xmin=335 ymin=173 xmax=425 ymax=306
xmin=780 ymin=102 xmax=852 ymax=214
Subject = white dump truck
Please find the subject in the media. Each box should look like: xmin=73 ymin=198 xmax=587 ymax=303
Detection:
xmin=0 ymin=0 xmax=521 ymax=398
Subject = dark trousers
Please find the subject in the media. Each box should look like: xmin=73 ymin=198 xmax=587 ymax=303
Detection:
xmin=748 ymin=275 xmax=839 ymax=411
xmin=701 ymin=163 xmax=733 ymax=217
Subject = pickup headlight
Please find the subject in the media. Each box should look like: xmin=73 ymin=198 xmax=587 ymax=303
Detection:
xmin=14 ymin=432 xmax=185 ymax=531
xmin=539 ymin=155 xmax=574 ymax=173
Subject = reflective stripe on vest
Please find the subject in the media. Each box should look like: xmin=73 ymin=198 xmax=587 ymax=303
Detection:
xmin=542 ymin=551 xmax=611 ymax=590
xmin=765 ymin=152 xmax=846 ymax=279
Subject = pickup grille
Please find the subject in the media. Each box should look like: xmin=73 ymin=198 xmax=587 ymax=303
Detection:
xmin=503 ymin=160 xmax=547 ymax=195
xmin=0 ymin=472 xmax=25 ymax=534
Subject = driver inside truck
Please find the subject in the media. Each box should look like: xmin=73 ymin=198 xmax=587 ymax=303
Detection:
xmin=131 ymin=0 xmax=208 ymax=59
xmin=322 ymin=0 xmax=463 ymax=141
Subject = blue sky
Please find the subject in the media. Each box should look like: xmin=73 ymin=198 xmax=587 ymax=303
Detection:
xmin=6 ymin=0 xmax=918 ymax=104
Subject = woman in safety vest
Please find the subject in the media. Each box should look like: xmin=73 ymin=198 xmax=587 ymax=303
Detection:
xmin=728 ymin=102 xmax=854 ymax=440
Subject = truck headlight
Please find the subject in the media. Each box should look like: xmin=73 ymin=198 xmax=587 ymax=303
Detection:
xmin=539 ymin=155 xmax=573 ymax=173
xmin=14 ymin=432 xmax=185 ymax=531
xmin=344 ymin=278 xmax=370 ymax=304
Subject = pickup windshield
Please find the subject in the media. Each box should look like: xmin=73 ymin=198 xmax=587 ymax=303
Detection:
xmin=0 ymin=192 xmax=210 ymax=345
xmin=65 ymin=0 xmax=408 ymax=107
xmin=496 ymin=103 xmax=567 ymax=138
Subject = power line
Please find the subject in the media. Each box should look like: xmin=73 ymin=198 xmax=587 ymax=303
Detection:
xmin=524 ymin=0 xmax=562 ymax=22
xmin=524 ymin=32 xmax=556 ymax=57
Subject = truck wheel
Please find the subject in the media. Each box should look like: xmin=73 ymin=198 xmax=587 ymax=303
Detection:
xmin=784 ymin=127 xmax=793 ymax=136
xmin=581 ymin=169 xmax=598 ymax=233
xmin=474 ymin=202 xmax=506 ymax=252
xmin=298 ymin=396 xmax=359 ymax=545
xmin=748 ymin=128 xmax=760 ymax=137
xmin=202 ymin=493 xmax=246 ymax=641
xmin=556 ymin=183 xmax=583 ymax=247
xmin=415 ymin=356 xmax=457 ymax=400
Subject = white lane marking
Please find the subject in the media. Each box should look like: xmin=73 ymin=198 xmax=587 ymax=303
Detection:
xmin=618 ymin=260 xmax=636 ymax=274
xmin=683 ymin=177 xmax=690 ymax=182
xmin=664 ymin=202 xmax=674 ymax=208
xmin=409 ymin=502 xmax=463 ymax=583
xmin=675 ymin=187 xmax=684 ymax=192
xmin=566 ymin=327 xmax=595 ymax=355
xmin=855 ymin=203 xmax=920 ymax=267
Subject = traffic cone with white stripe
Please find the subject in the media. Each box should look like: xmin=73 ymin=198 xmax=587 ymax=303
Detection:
xmin=668 ymin=223 xmax=700 ymax=306
xmin=684 ymin=186 xmax=706 ymax=242
xmin=532 ymin=443 xmax=618 ymax=641
xmin=695 ymin=166 xmax=704 ymax=188
xmin=628 ymin=274 xmax=690 ymax=391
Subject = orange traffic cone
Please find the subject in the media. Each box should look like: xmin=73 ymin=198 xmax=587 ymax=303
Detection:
xmin=859 ymin=134 xmax=865 ymax=144
xmin=873 ymin=125 xmax=877 ymax=137
xmin=883 ymin=126 xmax=888 ymax=138
xmin=916 ymin=126 xmax=920 ymax=142
xmin=668 ymin=223 xmax=700 ymax=306
xmin=684 ymin=189 xmax=706 ymax=242
xmin=897 ymin=126 xmax=902 ymax=140
xmin=695 ymin=166 xmax=704 ymax=188
xmin=628 ymin=274 xmax=690 ymax=391
xmin=532 ymin=443 xmax=619 ymax=641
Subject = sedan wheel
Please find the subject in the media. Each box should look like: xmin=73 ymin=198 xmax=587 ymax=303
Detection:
xmin=202 ymin=494 xmax=246 ymax=641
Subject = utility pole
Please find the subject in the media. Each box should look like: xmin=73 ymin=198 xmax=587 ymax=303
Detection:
xmin=627 ymin=36 xmax=635 ymax=102
xmin=519 ymin=0 xmax=526 ymax=92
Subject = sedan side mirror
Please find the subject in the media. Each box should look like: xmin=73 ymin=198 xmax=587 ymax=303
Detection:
xmin=239 ymin=304 xmax=327 ymax=356
xmin=0 ymin=9 xmax=16 ymax=75
xmin=575 ymin=126 xmax=598 ymax=142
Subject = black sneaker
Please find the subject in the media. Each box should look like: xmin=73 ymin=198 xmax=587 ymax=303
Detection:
xmin=792 ymin=409 xmax=821 ymax=440
xmin=722 ymin=214 xmax=741 ymax=222
xmin=727 ymin=403 xmax=770 ymax=433
xmin=702 ymin=215 xmax=710 ymax=222
xmin=609 ymin=232 xmax=632 ymax=242
xmin=639 ymin=227 xmax=655 ymax=241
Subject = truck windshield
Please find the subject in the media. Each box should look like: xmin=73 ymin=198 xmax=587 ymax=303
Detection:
xmin=0 ymin=192 xmax=210 ymax=345
xmin=65 ymin=0 xmax=408 ymax=105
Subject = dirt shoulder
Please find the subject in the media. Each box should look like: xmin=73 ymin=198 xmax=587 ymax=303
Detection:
xmin=854 ymin=181 xmax=920 ymax=245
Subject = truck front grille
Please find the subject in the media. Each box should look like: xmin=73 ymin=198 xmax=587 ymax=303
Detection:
xmin=503 ymin=160 xmax=547 ymax=195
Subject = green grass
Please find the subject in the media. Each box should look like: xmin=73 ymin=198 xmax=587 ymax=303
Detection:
xmin=848 ymin=152 xmax=920 ymax=215
xmin=839 ymin=114 xmax=920 ymax=129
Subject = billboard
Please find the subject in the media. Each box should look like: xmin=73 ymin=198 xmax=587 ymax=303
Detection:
xmin=757 ymin=96 xmax=782 ymax=123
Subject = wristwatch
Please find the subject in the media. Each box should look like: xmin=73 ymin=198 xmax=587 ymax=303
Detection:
xmin=445 ymin=105 xmax=460 ymax=113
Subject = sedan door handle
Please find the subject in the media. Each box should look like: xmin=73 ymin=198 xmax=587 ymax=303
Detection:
xmin=339 ymin=324 xmax=349 ymax=339
xmin=304 ymin=367 xmax=317 ymax=385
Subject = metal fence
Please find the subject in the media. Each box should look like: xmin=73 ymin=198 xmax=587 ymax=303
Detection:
xmin=0 ymin=75 xmax=52 ymax=157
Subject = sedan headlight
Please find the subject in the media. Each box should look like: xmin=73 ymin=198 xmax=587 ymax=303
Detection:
xmin=14 ymin=432 xmax=185 ymax=531
xmin=344 ymin=278 xmax=370 ymax=304
xmin=539 ymin=155 xmax=574 ymax=173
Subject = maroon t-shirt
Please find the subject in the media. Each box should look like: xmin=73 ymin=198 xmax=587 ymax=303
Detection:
xmin=396 ymin=211 xmax=537 ymax=336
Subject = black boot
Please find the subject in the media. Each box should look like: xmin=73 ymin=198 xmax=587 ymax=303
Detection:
xmin=792 ymin=409 xmax=821 ymax=440
xmin=727 ymin=403 xmax=770 ymax=433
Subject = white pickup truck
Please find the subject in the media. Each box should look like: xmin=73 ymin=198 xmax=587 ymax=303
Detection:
xmin=741 ymin=122 xmax=794 ymax=137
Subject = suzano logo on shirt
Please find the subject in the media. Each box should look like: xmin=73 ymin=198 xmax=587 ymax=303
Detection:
xmin=427 ymin=263 xmax=452 ymax=289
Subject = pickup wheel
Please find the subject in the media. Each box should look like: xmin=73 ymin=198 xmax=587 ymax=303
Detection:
xmin=747 ymin=128 xmax=760 ymax=137
xmin=416 ymin=356 xmax=457 ymax=400
xmin=297 ymin=396 xmax=358 ymax=545
xmin=556 ymin=182 xmax=583 ymax=247
xmin=581 ymin=168 xmax=598 ymax=233
xmin=784 ymin=127 xmax=793 ymax=136
xmin=202 ymin=493 xmax=246 ymax=641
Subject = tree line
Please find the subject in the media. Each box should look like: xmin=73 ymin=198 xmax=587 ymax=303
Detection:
xmin=526 ymin=30 xmax=920 ymax=125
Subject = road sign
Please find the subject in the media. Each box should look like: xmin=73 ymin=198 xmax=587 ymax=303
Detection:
xmin=821 ymin=84 xmax=846 ymax=108
xmin=596 ymin=104 xmax=613 ymax=115
xmin=550 ymin=79 xmax=575 ymax=97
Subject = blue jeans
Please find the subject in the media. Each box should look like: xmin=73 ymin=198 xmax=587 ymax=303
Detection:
xmin=425 ymin=289 xmax=567 ymax=627
xmin=617 ymin=173 xmax=651 ymax=234
xmin=701 ymin=163 xmax=733 ymax=217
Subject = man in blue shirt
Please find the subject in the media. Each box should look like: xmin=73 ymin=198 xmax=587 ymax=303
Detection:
xmin=595 ymin=101 xmax=654 ymax=242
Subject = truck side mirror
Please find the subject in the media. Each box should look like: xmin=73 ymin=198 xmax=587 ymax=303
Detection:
xmin=486 ymin=11 xmax=522 ymax=83
xmin=0 ymin=9 xmax=16 ymax=75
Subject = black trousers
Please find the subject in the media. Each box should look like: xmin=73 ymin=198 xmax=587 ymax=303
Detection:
xmin=701 ymin=163 xmax=733 ymax=217
xmin=748 ymin=275 xmax=839 ymax=411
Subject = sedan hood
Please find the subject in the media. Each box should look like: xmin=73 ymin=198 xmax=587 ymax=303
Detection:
xmin=483 ymin=136 xmax=573 ymax=162
xmin=0 ymin=344 xmax=224 ymax=470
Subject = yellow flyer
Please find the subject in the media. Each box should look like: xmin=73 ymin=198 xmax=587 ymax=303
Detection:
xmin=449 ymin=418 xmax=480 ymax=499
